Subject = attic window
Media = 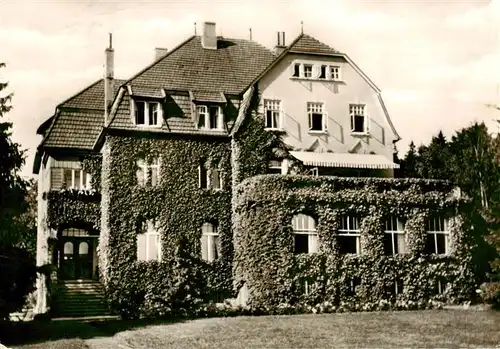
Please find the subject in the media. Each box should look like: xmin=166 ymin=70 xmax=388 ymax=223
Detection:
xmin=197 ymin=105 xmax=223 ymax=130
xmin=293 ymin=63 xmax=300 ymax=77
xmin=303 ymin=64 xmax=313 ymax=78
xmin=133 ymin=100 xmax=162 ymax=127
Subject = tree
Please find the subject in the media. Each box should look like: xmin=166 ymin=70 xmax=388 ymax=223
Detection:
xmin=400 ymin=141 xmax=419 ymax=178
xmin=0 ymin=63 xmax=35 ymax=321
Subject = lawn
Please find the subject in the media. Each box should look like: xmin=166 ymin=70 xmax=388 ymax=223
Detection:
xmin=4 ymin=309 xmax=500 ymax=349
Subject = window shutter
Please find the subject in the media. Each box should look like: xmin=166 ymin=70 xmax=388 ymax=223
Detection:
xmin=130 ymin=98 xmax=136 ymax=124
xmin=323 ymin=111 xmax=328 ymax=130
xmin=158 ymin=103 xmax=164 ymax=126
xmin=137 ymin=234 xmax=146 ymax=261
xmin=201 ymin=235 xmax=208 ymax=261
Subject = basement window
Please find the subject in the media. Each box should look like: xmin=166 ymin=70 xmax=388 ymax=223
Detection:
xmin=292 ymin=214 xmax=318 ymax=254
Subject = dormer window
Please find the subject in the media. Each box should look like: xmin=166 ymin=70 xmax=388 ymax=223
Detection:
xmin=350 ymin=104 xmax=367 ymax=133
xmin=303 ymin=64 xmax=313 ymax=78
xmin=133 ymin=100 xmax=162 ymax=127
xmin=330 ymin=66 xmax=341 ymax=81
xmin=197 ymin=105 xmax=223 ymax=130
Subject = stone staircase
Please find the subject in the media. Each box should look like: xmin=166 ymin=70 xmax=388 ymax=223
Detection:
xmin=52 ymin=280 xmax=112 ymax=318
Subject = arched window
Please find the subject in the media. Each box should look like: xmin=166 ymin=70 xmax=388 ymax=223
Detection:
xmin=78 ymin=242 xmax=89 ymax=255
xmin=292 ymin=214 xmax=318 ymax=254
xmin=201 ymin=222 xmax=220 ymax=262
xmin=137 ymin=219 xmax=162 ymax=261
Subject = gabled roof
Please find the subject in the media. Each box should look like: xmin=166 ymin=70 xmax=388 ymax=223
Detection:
xmin=126 ymin=36 xmax=276 ymax=96
xmin=60 ymin=79 xmax=126 ymax=110
xmin=288 ymin=34 xmax=343 ymax=55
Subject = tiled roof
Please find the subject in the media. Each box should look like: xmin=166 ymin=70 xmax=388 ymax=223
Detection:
xmin=40 ymin=78 xmax=125 ymax=150
xmin=191 ymin=90 xmax=226 ymax=103
xmin=288 ymin=34 xmax=342 ymax=56
xmin=127 ymin=36 xmax=276 ymax=96
xmin=42 ymin=110 xmax=103 ymax=149
xmin=61 ymin=79 xmax=126 ymax=110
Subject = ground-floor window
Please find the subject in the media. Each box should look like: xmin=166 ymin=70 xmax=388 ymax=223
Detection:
xmin=425 ymin=216 xmax=450 ymax=255
xmin=201 ymin=222 xmax=220 ymax=262
xmin=137 ymin=220 xmax=162 ymax=261
xmin=292 ymin=214 xmax=318 ymax=254
xmin=338 ymin=215 xmax=361 ymax=254
xmin=384 ymin=216 xmax=406 ymax=255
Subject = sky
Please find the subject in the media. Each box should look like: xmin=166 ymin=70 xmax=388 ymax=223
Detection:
xmin=1 ymin=0 xmax=499 ymax=178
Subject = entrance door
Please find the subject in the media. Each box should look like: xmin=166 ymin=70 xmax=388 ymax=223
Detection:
xmin=60 ymin=237 xmax=94 ymax=280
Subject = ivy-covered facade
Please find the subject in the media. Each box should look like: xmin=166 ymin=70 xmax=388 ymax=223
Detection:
xmin=33 ymin=22 xmax=474 ymax=317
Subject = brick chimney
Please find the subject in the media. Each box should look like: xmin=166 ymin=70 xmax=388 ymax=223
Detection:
xmin=155 ymin=47 xmax=168 ymax=61
xmin=202 ymin=21 xmax=217 ymax=50
xmin=104 ymin=33 xmax=114 ymax=125
xmin=275 ymin=31 xmax=286 ymax=55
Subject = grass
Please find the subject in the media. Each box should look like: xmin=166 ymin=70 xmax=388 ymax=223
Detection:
xmin=4 ymin=309 xmax=500 ymax=349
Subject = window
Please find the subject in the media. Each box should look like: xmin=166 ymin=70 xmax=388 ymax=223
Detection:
xmin=292 ymin=214 xmax=318 ymax=254
xmin=350 ymin=104 xmax=367 ymax=133
xmin=338 ymin=215 xmax=361 ymax=254
xmin=199 ymin=161 xmax=223 ymax=190
xmin=197 ymin=105 xmax=223 ymax=130
xmin=330 ymin=66 xmax=341 ymax=81
xmin=309 ymin=167 xmax=319 ymax=177
xmin=303 ymin=64 xmax=313 ymax=78
xmin=137 ymin=220 xmax=161 ymax=261
xmin=319 ymin=65 xmax=327 ymax=79
xmin=136 ymin=158 xmax=160 ymax=186
xmin=267 ymin=160 xmax=282 ymax=174
xmin=387 ymin=279 xmax=404 ymax=296
xmin=293 ymin=63 xmax=300 ymax=77
xmin=384 ymin=216 xmax=406 ymax=255
xmin=201 ymin=222 xmax=220 ymax=262
xmin=134 ymin=100 xmax=162 ymax=126
xmin=346 ymin=277 xmax=361 ymax=297
xmin=307 ymin=102 xmax=326 ymax=132
xmin=62 ymin=228 xmax=91 ymax=237
xmin=425 ymin=216 xmax=450 ymax=255
xmin=264 ymin=99 xmax=281 ymax=129
xmin=63 ymin=169 xmax=91 ymax=190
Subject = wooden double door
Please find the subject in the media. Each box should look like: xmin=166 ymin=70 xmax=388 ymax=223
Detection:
xmin=59 ymin=237 xmax=96 ymax=280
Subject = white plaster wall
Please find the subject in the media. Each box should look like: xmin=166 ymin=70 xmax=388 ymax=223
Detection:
xmin=258 ymin=53 xmax=397 ymax=160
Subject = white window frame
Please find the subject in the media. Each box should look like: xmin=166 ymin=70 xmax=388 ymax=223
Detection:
xmin=309 ymin=167 xmax=319 ymax=177
xmin=263 ymin=99 xmax=282 ymax=130
xmin=198 ymin=162 xmax=223 ymax=190
xmin=137 ymin=220 xmax=162 ymax=262
xmin=268 ymin=160 xmax=283 ymax=174
xmin=338 ymin=215 xmax=361 ymax=254
xmin=307 ymin=102 xmax=327 ymax=132
xmin=384 ymin=216 xmax=406 ymax=255
xmin=303 ymin=64 xmax=313 ymax=79
xmin=329 ymin=65 xmax=341 ymax=81
xmin=292 ymin=214 xmax=318 ymax=254
xmin=349 ymin=104 xmax=368 ymax=134
xmin=197 ymin=105 xmax=224 ymax=130
xmin=426 ymin=217 xmax=450 ymax=255
xmin=201 ymin=222 xmax=220 ymax=262
xmin=132 ymin=100 xmax=162 ymax=127
xmin=136 ymin=158 xmax=161 ymax=186
xmin=64 ymin=168 xmax=91 ymax=190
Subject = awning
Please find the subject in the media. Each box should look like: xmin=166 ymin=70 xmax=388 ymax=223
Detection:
xmin=290 ymin=151 xmax=400 ymax=169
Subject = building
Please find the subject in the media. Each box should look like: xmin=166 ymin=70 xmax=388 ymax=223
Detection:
xmin=34 ymin=22 xmax=472 ymax=317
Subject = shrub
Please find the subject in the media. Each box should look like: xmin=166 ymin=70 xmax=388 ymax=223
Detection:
xmin=478 ymin=282 xmax=500 ymax=308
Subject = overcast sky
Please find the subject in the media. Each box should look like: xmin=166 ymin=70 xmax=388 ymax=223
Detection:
xmin=1 ymin=0 xmax=499 ymax=177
